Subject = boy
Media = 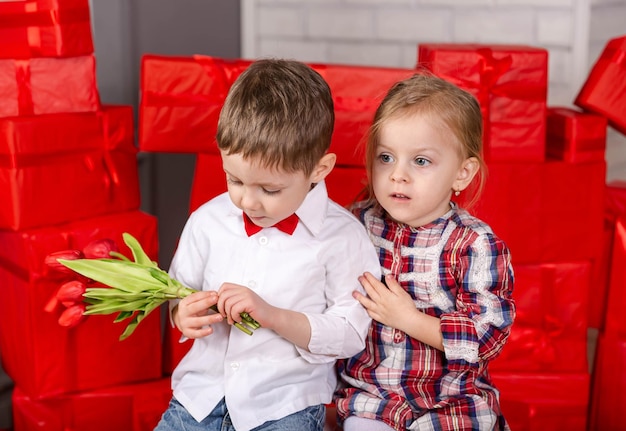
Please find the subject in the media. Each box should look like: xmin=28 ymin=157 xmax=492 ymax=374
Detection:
xmin=154 ymin=59 xmax=381 ymax=431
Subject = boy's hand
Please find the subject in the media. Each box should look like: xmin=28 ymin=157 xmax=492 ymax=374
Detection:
xmin=217 ymin=283 xmax=273 ymax=329
xmin=354 ymin=272 xmax=419 ymax=331
xmin=174 ymin=290 xmax=223 ymax=339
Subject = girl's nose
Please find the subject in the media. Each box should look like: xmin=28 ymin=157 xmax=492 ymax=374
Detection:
xmin=390 ymin=165 xmax=408 ymax=183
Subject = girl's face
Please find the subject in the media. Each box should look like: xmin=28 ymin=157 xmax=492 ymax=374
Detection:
xmin=372 ymin=113 xmax=477 ymax=228
xmin=220 ymin=151 xmax=315 ymax=228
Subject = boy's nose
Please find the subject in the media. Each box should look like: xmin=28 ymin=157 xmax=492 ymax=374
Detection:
xmin=240 ymin=189 xmax=260 ymax=211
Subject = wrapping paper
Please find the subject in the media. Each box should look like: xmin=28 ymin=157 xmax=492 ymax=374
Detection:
xmin=0 ymin=0 xmax=93 ymax=59
xmin=575 ymin=35 xmax=626 ymax=135
xmin=139 ymin=54 xmax=415 ymax=161
xmin=587 ymin=181 xmax=626 ymax=329
xmin=309 ymin=63 xmax=415 ymax=166
xmin=12 ymin=378 xmax=171 ymax=431
xmin=0 ymin=210 xmax=162 ymax=398
xmin=546 ymin=106 xmax=607 ymax=163
xmin=418 ymin=44 xmax=548 ymax=162
xmin=0 ymin=54 xmax=100 ymax=118
xmin=491 ymin=372 xmax=590 ymax=431
xmin=605 ymin=215 xmax=626 ymax=337
xmin=469 ymin=160 xmax=605 ymax=264
xmin=0 ymin=105 xmax=140 ymax=230
xmin=325 ymin=166 xmax=368 ymax=208
xmin=589 ymin=333 xmax=626 ymax=431
xmin=490 ymin=261 xmax=589 ymax=373
xmin=139 ymin=55 xmax=252 ymax=153
xmin=189 ymin=153 xmax=227 ymax=214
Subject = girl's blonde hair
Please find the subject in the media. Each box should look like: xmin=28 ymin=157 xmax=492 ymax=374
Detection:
xmin=363 ymin=70 xmax=486 ymax=210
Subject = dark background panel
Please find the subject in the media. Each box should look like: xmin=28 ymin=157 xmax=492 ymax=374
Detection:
xmin=90 ymin=0 xmax=241 ymax=266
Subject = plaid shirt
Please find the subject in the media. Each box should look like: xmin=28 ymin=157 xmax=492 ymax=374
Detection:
xmin=335 ymin=202 xmax=515 ymax=431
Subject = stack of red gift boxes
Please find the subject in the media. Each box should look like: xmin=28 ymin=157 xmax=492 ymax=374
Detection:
xmin=0 ymin=1 xmax=170 ymax=430
xmin=578 ymin=35 xmax=626 ymax=431
xmin=139 ymin=36 xmax=625 ymax=430
xmin=1 ymin=2 xmax=623 ymax=426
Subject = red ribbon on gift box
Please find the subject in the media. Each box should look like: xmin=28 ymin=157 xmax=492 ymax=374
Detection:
xmin=14 ymin=59 xmax=34 ymax=115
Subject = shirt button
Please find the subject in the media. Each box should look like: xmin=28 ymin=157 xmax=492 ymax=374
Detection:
xmin=230 ymin=362 xmax=240 ymax=370
xmin=248 ymin=280 xmax=256 ymax=288
xmin=259 ymin=236 xmax=268 ymax=245
xmin=393 ymin=330 xmax=405 ymax=343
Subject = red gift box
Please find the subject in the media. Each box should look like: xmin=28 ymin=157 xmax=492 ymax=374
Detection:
xmin=0 ymin=105 xmax=140 ymax=230
xmin=589 ymin=332 xmax=626 ymax=431
xmin=575 ymin=35 xmax=626 ymax=135
xmin=0 ymin=54 xmax=100 ymax=118
xmin=586 ymin=181 xmax=626 ymax=330
xmin=418 ymin=44 xmax=548 ymax=162
xmin=0 ymin=0 xmax=93 ymax=59
xmin=189 ymin=153 xmax=227 ymax=213
xmin=13 ymin=377 xmax=171 ymax=431
xmin=139 ymin=55 xmax=415 ymax=160
xmin=139 ymin=54 xmax=252 ymax=153
xmin=470 ymin=160 xmax=605 ymax=265
xmin=546 ymin=106 xmax=607 ymax=163
xmin=604 ymin=215 xmax=626 ymax=338
xmin=325 ymin=166 xmax=368 ymax=208
xmin=491 ymin=372 xmax=590 ymax=431
xmin=309 ymin=63 xmax=415 ymax=166
xmin=0 ymin=210 xmax=163 ymax=398
xmin=490 ymin=261 xmax=589 ymax=373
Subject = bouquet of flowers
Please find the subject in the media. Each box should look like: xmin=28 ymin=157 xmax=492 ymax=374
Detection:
xmin=44 ymin=233 xmax=260 ymax=340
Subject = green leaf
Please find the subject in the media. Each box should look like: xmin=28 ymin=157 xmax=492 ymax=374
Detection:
xmin=119 ymin=300 xmax=163 ymax=341
xmin=123 ymin=233 xmax=156 ymax=267
xmin=114 ymin=310 xmax=135 ymax=322
xmin=84 ymin=297 xmax=157 ymax=315
xmin=59 ymin=259 xmax=165 ymax=293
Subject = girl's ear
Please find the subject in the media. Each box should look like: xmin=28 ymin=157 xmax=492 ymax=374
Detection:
xmin=310 ymin=153 xmax=337 ymax=183
xmin=455 ymin=157 xmax=480 ymax=192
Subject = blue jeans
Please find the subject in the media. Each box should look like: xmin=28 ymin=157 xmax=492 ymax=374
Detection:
xmin=154 ymin=397 xmax=326 ymax=431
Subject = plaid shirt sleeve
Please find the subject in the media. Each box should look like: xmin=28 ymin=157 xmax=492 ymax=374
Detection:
xmin=440 ymin=228 xmax=515 ymax=371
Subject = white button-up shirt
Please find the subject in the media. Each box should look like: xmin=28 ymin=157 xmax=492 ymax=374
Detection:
xmin=168 ymin=181 xmax=381 ymax=431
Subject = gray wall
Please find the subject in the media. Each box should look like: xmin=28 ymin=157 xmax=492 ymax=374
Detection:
xmin=90 ymin=0 xmax=241 ymax=267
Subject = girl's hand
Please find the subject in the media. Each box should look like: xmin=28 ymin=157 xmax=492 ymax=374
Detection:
xmin=356 ymin=272 xmax=444 ymax=351
xmin=355 ymin=272 xmax=419 ymax=331
xmin=217 ymin=283 xmax=274 ymax=329
xmin=174 ymin=290 xmax=223 ymax=339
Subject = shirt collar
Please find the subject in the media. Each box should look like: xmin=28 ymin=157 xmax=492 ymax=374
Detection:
xmin=293 ymin=180 xmax=328 ymax=237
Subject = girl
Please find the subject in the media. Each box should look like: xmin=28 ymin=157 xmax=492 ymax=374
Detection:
xmin=334 ymin=72 xmax=515 ymax=431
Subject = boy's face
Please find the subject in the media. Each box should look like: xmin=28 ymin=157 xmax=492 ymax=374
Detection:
xmin=221 ymin=151 xmax=314 ymax=228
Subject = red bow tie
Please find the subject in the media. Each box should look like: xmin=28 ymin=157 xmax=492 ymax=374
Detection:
xmin=243 ymin=213 xmax=299 ymax=236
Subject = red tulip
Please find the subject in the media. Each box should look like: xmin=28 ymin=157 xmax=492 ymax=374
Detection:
xmin=58 ymin=303 xmax=87 ymax=328
xmin=44 ymin=250 xmax=84 ymax=275
xmin=82 ymin=238 xmax=120 ymax=259
xmin=56 ymin=280 xmax=87 ymax=307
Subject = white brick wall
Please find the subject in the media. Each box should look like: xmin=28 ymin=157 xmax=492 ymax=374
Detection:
xmin=242 ymin=0 xmax=626 ymax=179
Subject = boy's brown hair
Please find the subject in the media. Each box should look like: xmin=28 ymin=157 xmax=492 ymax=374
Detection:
xmin=217 ymin=58 xmax=335 ymax=176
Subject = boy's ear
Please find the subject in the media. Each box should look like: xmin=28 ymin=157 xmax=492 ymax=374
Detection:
xmin=455 ymin=156 xmax=479 ymax=191
xmin=310 ymin=153 xmax=337 ymax=183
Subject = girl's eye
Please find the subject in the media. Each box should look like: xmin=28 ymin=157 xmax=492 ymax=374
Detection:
xmin=378 ymin=153 xmax=393 ymax=163
xmin=414 ymin=157 xmax=430 ymax=166
xmin=226 ymin=177 xmax=242 ymax=186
